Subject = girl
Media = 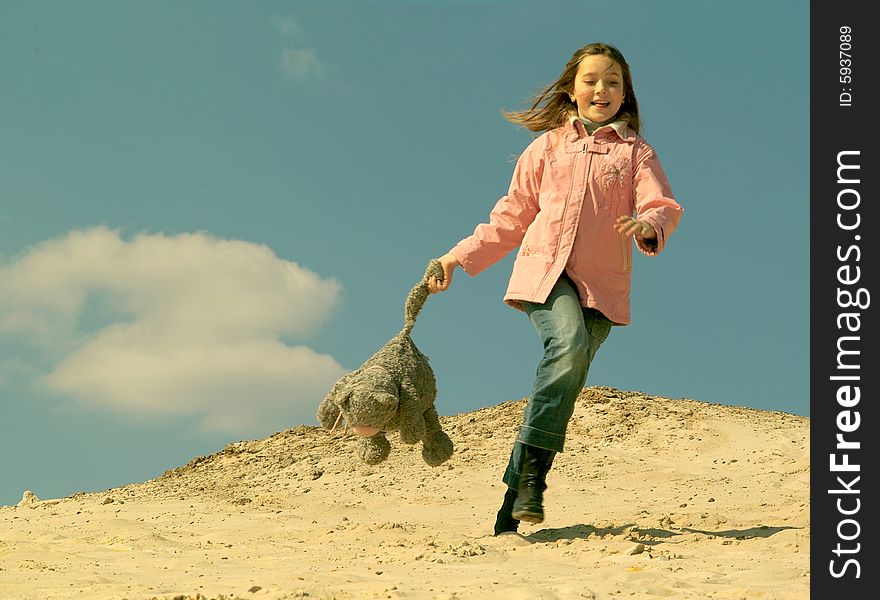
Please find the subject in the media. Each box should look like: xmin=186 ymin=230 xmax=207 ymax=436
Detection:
xmin=427 ymin=43 xmax=684 ymax=534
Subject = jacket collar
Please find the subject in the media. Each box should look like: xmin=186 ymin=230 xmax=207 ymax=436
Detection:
xmin=566 ymin=110 xmax=630 ymax=140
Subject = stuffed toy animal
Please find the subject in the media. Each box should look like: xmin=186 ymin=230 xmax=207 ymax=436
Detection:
xmin=316 ymin=259 xmax=454 ymax=466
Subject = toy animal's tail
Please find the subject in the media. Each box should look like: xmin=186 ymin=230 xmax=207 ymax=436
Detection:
xmin=403 ymin=259 xmax=444 ymax=334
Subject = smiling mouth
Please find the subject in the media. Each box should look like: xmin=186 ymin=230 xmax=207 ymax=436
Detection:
xmin=591 ymin=101 xmax=610 ymax=108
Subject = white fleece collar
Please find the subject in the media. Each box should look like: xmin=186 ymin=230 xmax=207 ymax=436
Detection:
xmin=567 ymin=110 xmax=629 ymax=139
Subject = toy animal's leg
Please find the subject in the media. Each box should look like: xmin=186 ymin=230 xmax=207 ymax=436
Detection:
xmin=420 ymin=407 xmax=453 ymax=466
xmin=357 ymin=433 xmax=391 ymax=465
xmin=398 ymin=381 xmax=427 ymax=444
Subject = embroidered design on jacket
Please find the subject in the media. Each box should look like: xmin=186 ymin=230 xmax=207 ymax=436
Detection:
xmin=600 ymin=157 xmax=630 ymax=190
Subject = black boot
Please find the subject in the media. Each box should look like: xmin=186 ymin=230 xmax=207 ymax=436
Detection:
xmin=493 ymin=487 xmax=520 ymax=535
xmin=511 ymin=445 xmax=555 ymax=524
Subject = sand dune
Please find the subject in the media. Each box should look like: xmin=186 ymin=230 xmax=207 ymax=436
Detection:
xmin=0 ymin=386 xmax=809 ymax=599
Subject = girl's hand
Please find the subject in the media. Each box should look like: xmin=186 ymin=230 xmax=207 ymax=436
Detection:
xmin=614 ymin=215 xmax=656 ymax=241
xmin=428 ymin=252 xmax=460 ymax=294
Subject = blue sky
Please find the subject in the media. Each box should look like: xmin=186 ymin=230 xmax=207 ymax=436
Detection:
xmin=0 ymin=0 xmax=809 ymax=507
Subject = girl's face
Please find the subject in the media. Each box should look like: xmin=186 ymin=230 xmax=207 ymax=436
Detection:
xmin=569 ymin=55 xmax=626 ymax=123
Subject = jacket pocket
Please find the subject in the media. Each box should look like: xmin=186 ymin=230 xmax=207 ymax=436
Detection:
xmin=518 ymin=212 xmax=555 ymax=259
xmin=508 ymin=255 xmax=552 ymax=294
xmin=618 ymin=233 xmax=631 ymax=273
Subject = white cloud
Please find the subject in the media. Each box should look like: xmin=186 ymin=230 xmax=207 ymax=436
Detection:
xmin=271 ymin=13 xmax=328 ymax=83
xmin=0 ymin=227 xmax=347 ymax=435
xmin=281 ymin=47 xmax=325 ymax=81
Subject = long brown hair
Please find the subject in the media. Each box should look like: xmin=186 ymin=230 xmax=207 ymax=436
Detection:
xmin=503 ymin=43 xmax=640 ymax=134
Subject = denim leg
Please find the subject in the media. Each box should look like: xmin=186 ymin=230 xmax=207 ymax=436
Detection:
xmin=502 ymin=275 xmax=612 ymax=489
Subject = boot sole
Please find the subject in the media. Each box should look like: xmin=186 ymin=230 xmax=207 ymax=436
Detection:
xmin=493 ymin=527 xmax=520 ymax=536
xmin=511 ymin=509 xmax=544 ymax=524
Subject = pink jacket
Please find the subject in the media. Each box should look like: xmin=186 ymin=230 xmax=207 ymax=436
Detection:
xmin=450 ymin=116 xmax=683 ymax=325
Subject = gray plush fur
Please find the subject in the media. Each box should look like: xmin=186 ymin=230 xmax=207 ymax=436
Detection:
xmin=316 ymin=259 xmax=454 ymax=466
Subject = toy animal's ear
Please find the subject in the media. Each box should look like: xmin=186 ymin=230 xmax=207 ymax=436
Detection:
xmin=375 ymin=392 xmax=397 ymax=409
xmin=337 ymin=391 xmax=353 ymax=412
xmin=316 ymin=396 xmax=341 ymax=430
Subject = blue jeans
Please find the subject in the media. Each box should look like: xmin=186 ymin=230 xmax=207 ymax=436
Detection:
xmin=502 ymin=274 xmax=613 ymax=489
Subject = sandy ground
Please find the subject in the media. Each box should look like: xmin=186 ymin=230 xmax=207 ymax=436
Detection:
xmin=0 ymin=386 xmax=809 ymax=600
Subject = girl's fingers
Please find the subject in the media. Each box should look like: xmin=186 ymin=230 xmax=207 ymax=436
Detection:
xmin=428 ymin=276 xmax=447 ymax=293
xmin=614 ymin=217 xmax=647 ymax=237
xmin=614 ymin=216 xmax=636 ymax=231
